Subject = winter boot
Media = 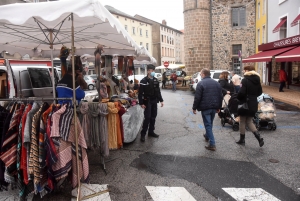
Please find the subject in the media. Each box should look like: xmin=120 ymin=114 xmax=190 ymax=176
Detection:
xmin=253 ymin=131 xmax=264 ymax=147
xmin=236 ymin=134 xmax=245 ymax=145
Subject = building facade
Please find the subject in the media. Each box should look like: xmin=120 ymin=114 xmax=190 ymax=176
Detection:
xmin=105 ymin=6 xmax=152 ymax=55
xmin=0 ymin=0 xmax=56 ymax=5
xmin=256 ymin=0 xmax=268 ymax=83
xmin=266 ymin=0 xmax=300 ymax=89
xmin=135 ymin=15 xmax=184 ymax=67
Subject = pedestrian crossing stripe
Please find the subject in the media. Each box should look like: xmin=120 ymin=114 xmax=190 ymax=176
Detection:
xmin=146 ymin=186 xmax=197 ymax=201
xmin=222 ymin=188 xmax=281 ymax=201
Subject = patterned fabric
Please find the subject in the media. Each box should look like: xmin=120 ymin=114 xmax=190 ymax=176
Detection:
xmin=59 ymin=105 xmax=73 ymax=141
xmin=0 ymin=105 xmax=10 ymax=187
xmin=107 ymin=102 xmax=118 ymax=149
xmin=28 ymin=102 xmax=49 ymax=193
xmin=0 ymin=104 xmax=24 ymax=176
xmin=114 ymin=102 xmax=123 ymax=149
xmin=80 ymin=102 xmax=90 ymax=148
xmin=116 ymin=102 xmax=126 ymax=143
xmin=98 ymin=103 xmax=109 ymax=157
xmin=89 ymin=103 xmax=100 ymax=149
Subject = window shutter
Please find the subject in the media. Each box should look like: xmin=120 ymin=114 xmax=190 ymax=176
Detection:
xmin=239 ymin=7 xmax=246 ymax=26
xmin=231 ymin=8 xmax=239 ymax=26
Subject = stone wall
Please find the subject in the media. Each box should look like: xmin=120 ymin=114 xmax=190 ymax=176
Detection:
xmin=211 ymin=0 xmax=256 ymax=71
xmin=184 ymin=0 xmax=212 ymax=75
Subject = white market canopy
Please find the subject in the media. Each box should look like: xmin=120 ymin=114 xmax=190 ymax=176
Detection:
xmin=0 ymin=0 xmax=143 ymax=58
xmin=155 ymin=64 xmax=185 ymax=70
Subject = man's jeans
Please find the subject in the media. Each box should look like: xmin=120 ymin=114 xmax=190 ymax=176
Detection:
xmin=201 ymin=109 xmax=216 ymax=146
xmin=172 ymin=81 xmax=176 ymax=91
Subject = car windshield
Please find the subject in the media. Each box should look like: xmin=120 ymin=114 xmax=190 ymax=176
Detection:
xmin=213 ymin=73 xmax=222 ymax=79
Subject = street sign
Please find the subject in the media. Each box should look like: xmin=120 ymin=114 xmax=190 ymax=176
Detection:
xmin=163 ymin=61 xmax=169 ymax=67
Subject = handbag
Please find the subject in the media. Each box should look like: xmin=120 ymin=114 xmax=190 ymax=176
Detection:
xmin=238 ymin=79 xmax=249 ymax=113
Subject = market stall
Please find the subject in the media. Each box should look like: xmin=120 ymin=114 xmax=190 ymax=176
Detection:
xmin=0 ymin=0 xmax=152 ymax=200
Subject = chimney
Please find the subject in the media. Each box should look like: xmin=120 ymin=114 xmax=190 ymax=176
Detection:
xmin=162 ymin=20 xmax=167 ymax=25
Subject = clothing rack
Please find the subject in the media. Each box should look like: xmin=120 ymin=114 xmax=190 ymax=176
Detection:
xmin=0 ymin=97 xmax=72 ymax=102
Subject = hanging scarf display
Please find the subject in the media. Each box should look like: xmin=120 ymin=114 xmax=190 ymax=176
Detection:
xmin=98 ymin=103 xmax=109 ymax=157
xmin=80 ymin=102 xmax=90 ymax=148
xmin=107 ymin=102 xmax=118 ymax=150
xmin=88 ymin=103 xmax=101 ymax=149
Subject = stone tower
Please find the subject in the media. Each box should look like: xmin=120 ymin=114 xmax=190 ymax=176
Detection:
xmin=183 ymin=0 xmax=212 ymax=75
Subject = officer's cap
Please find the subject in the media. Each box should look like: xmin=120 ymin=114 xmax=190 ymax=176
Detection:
xmin=147 ymin=64 xmax=155 ymax=70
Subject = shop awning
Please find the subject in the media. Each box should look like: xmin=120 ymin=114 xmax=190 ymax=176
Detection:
xmin=273 ymin=18 xmax=287 ymax=33
xmin=275 ymin=46 xmax=300 ymax=62
xmin=243 ymin=46 xmax=296 ymax=63
xmin=291 ymin=14 xmax=300 ymax=27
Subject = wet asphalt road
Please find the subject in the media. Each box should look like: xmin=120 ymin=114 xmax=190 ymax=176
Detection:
xmin=32 ymin=89 xmax=300 ymax=201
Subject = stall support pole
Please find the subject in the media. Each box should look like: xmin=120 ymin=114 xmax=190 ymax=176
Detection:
xmin=71 ymin=13 xmax=81 ymax=201
xmin=50 ymin=31 xmax=56 ymax=101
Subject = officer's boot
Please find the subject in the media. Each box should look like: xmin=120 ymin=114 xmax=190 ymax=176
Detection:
xmin=236 ymin=134 xmax=245 ymax=145
xmin=253 ymin=131 xmax=264 ymax=147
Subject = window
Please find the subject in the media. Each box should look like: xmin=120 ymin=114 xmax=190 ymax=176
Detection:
xmin=162 ymin=47 xmax=164 ymax=56
xmin=146 ymin=30 xmax=148 ymax=37
xmin=132 ymin=27 xmax=135 ymax=35
xmin=232 ymin=44 xmax=242 ymax=55
xmin=257 ymin=29 xmax=260 ymax=46
xmin=27 ymin=69 xmax=52 ymax=88
xmin=125 ymin=25 xmax=128 ymax=31
xmin=263 ymin=0 xmax=266 ymax=15
xmin=279 ymin=17 xmax=287 ymax=39
xmin=262 ymin=25 xmax=266 ymax=43
xmin=232 ymin=7 xmax=246 ymax=27
xmin=116 ymin=16 xmax=119 ymax=18
xmin=257 ymin=3 xmax=260 ymax=19
xmin=232 ymin=57 xmax=241 ymax=75
xmin=125 ymin=18 xmax=127 ymax=21
xmin=161 ymin=35 xmax=164 ymax=42
xmin=140 ymin=42 xmax=143 ymax=46
xmin=146 ymin=43 xmax=149 ymax=50
xmin=140 ymin=28 xmax=142 ymax=36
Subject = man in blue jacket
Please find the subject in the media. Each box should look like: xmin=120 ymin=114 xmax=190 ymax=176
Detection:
xmin=192 ymin=68 xmax=223 ymax=151
xmin=56 ymin=64 xmax=85 ymax=105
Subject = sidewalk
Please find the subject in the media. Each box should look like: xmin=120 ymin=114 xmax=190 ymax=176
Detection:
xmin=261 ymin=85 xmax=300 ymax=108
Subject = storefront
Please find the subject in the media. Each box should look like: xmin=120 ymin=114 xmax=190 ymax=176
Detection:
xmin=243 ymin=34 xmax=300 ymax=90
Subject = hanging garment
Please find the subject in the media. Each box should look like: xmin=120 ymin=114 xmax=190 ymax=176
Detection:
xmin=0 ymin=105 xmax=9 ymax=188
xmin=107 ymin=102 xmax=118 ymax=149
xmin=0 ymin=104 xmax=24 ymax=177
xmin=98 ymin=103 xmax=109 ymax=157
xmin=116 ymin=102 xmax=126 ymax=143
xmin=114 ymin=102 xmax=122 ymax=149
xmin=23 ymin=102 xmax=41 ymax=183
xmin=80 ymin=102 xmax=90 ymax=148
xmin=88 ymin=103 xmax=100 ymax=149
xmin=18 ymin=104 xmax=33 ymax=200
xmin=28 ymin=102 xmax=49 ymax=192
xmin=59 ymin=105 xmax=74 ymax=141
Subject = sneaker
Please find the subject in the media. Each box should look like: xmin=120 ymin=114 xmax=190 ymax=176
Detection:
xmin=148 ymin=133 xmax=159 ymax=138
xmin=205 ymin=145 xmax=216 ymax=151
xmin=140 ymin=136 xmax=145 ymax=142
xmin=203 ymin=134 xmax=209 ymax=142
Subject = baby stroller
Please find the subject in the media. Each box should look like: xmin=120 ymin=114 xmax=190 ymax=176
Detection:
xmin=253 ymin=93 xmax=277 ymax=130
xmin=218 ymin=93 xmax=240 ymax=131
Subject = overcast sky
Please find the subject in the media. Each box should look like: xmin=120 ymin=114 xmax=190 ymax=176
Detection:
xmin=99 ymin=0 xmax=184 ymax=30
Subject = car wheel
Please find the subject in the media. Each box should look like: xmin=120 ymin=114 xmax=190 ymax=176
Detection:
xmin=88 ymin=84 xmax=94 ymax=90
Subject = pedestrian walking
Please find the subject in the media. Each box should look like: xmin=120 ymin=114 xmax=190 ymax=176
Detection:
xmin=236 ymin=65 xmax=264 ymax=147
xmin=162 ymin=71 xmax=167 ymax=89
xmin=170 ymin=71 xmax=178 ymax=91
xmin=138 ymin=64 xmax=164 ymax=142
xmin=181 ymin=70 xmax=187 ymax=86
xmin=192 ymin=68 xmax=223 ymax=151
xmin=219 ymin=71 xmax=234 ymax=96
xmin=279 ymin=66 xmax=287 ymax=92
xmin=231 ymin=71 xmax=241 ymax=93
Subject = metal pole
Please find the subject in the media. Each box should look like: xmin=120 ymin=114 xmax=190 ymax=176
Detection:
xmin=71 ymin=13 xmax=81 ymax=201
xmin=50 ymin=31 xmax=56 ymax=101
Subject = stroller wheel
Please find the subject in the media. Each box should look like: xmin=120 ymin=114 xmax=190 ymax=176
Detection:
xmin=267 ymin=123 xmax=273 ymax=130
xmin=232 ymin=123 xmax=239 ymax=131
xmin=221 ymin=118 xmax=225 ymax=127
xmin=272 ymin=123 xmax=277 ymax=131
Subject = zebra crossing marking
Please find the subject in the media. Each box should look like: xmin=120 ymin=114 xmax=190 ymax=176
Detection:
xmin=222 ymin=188 xmax=281 ymax=201
xmin=146 ymin=186 xmax=196 ymax=201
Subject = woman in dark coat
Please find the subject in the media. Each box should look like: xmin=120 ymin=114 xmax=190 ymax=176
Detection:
xmin=236 ymin=66 xmax=264 ymax=147
xmin=218 ymin=71 xmax=234 ymax=96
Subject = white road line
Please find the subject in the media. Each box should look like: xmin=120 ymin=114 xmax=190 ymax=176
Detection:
xmin=71 ymin=184 xmax=111 ymax=201
xmin=146 ymin=186 xmax=196 ymax=201
xmin=222 ymin=188 xmax=281 ymax=201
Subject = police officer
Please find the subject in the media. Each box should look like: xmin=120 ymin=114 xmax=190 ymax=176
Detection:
xmin=138 ymin=64 xmax=164 ymax=142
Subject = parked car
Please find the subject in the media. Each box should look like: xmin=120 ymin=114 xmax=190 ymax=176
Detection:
xmin=190 ymin=70 xmax=231 ymax=91
xmin=84 ymin=75 xmax=96 ymax=90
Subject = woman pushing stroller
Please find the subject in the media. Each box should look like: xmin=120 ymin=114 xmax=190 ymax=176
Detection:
xmin=236 ymin=66 xmax=264 ymax=147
